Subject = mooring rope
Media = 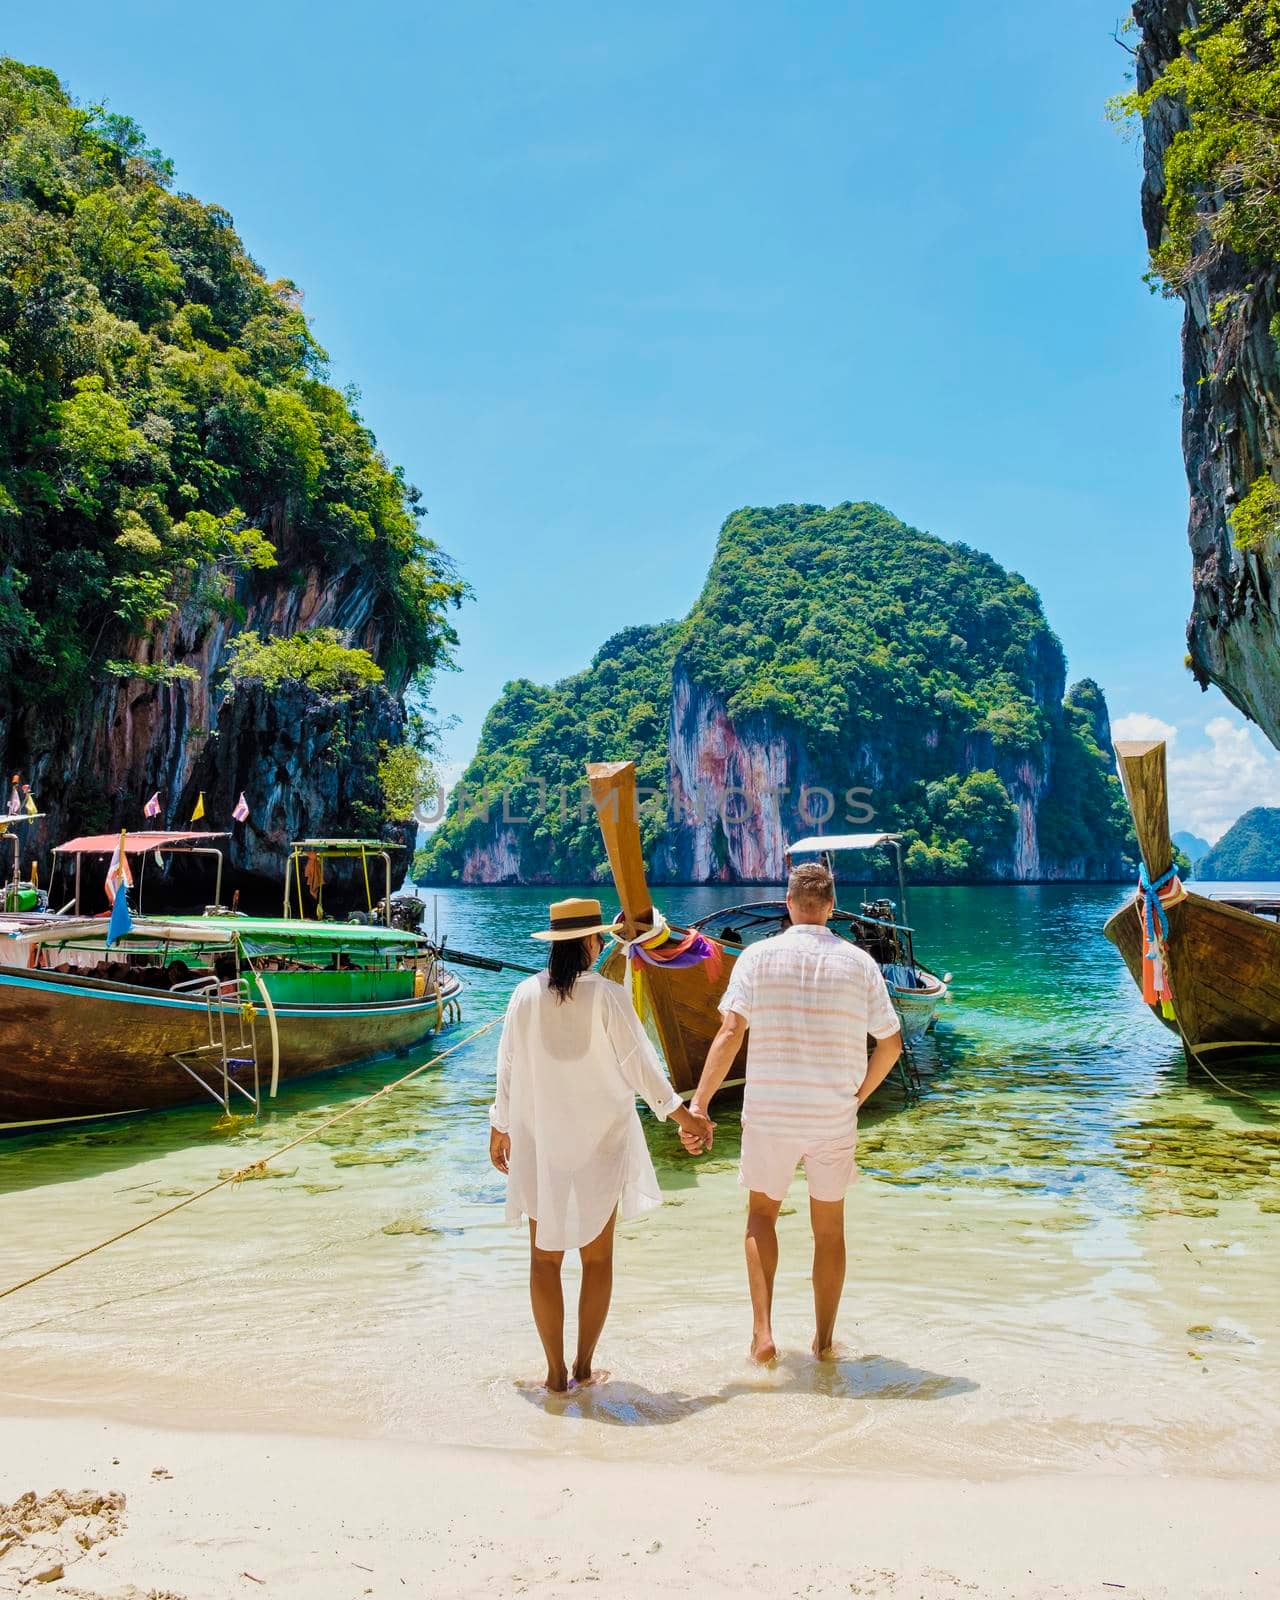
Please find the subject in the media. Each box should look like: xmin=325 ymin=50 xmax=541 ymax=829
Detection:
xmin=0 ymin=1013 xmax=503 ymax=1305
xmin=1175 ymin=1020 xmax=1280 ymax=1117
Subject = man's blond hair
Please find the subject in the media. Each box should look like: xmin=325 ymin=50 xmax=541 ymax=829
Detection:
xmin=787 ymin=861 xmax=834 ymax=912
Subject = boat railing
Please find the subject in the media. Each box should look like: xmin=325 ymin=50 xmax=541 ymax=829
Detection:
xmin=169 ymin=973 xmax=261 ymax=1118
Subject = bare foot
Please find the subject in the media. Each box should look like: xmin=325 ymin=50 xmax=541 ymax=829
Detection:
xmin=812 ymin=1338 xmax=847 ymax=1361
xmin=749 ymin=1334 xmax=778 ymax=1364
xmin=571 ymin=1367 xmax=611 ymax=1389
xmin=517 ymin=1370 xmax=570 ymax=1395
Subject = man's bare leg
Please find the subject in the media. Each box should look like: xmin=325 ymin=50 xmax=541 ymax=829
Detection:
xmin=810 ymin=1196 xmax=847 ymax=1358
xmin=528 ymin=1220 xmax=568 ymax=1392
xmin=574 ymin=1208 xmax=617 ymax=1386
xmin=745 ymin=1191 xmax=782 ymax=1362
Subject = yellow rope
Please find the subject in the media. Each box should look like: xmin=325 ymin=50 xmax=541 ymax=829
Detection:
xmin=0 ymin=1013 xmax=501 ymax=1304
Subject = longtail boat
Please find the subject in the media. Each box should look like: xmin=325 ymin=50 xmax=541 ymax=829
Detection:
xmin=0 ymin=832 xmax=462 ymax=1133
xmin=1104 ymin=738 xmax=1280 ymax=1070
xmin=587 ymin=760 xmax=951 ymax=1095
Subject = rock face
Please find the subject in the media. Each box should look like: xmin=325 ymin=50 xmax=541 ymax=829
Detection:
xmin=655 ymin=661 xmax=1094 ymax=883
xmin=6 ymin=525 xmax=412 ymax=908
xmin=420 ymin=504 xmax=1132 ymax=886
xmin=1135 ymin=0 xmax=1280 ymax=743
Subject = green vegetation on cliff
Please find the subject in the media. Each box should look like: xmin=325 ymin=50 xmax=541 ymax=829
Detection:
xmin=1118 ymin=1 xmax=1280 ymax=292
xmin=1116 ymin=1 xmax=1280 ymax=549
xmin=0 ymin=58 xmax=465 ymax=703
xmin=418 ymin=504 xmax=1131 ymax=885
xmin=680 ymin=504 xmax=1059 ymax=755
xmin=1196 ymin=806 xmax=1280 ymax=879
xmin=422 ymin=623 xmax=679 ymax=881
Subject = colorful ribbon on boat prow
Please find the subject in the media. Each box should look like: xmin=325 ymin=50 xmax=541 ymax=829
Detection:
xmin=1135 ymin=862 xmax=1187 ymax=1018
xmin=606 ymin=909 xmax=723 ymax=1015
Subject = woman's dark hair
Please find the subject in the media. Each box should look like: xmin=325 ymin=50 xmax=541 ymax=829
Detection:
xmin=547 ymin=934 xmax=597 ymax=1003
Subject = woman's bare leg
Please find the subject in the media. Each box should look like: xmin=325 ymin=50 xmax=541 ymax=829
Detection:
xmin=574 ymin=1208 xmax=617 ymax=1385
xmin=528 ymin=1220 xmax=568 ymax=1391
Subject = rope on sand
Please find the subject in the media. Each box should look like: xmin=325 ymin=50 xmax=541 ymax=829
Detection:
xmin=0 ymin=1014 xmax=503 ymax=1304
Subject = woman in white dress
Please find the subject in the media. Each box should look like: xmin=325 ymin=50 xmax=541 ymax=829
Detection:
xmin=489 ymin=897 xmax=711 ymax=1393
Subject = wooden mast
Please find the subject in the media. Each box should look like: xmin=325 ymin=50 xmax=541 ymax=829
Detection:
xmin=1113 ymin=739 xmax=1174 ymax=881
xmin=585 ymin=761 xmax=654 ymax=937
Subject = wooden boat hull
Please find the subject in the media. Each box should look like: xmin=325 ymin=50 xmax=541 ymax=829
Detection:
xmin=602 ymin=943 xmax=944 ymax=1093
xmin=1106 ymin=738 xmax=1280 ymax=1070
xmin=599 ymin=943 xmax=744 ymax=1093
xmin=0 ymin=966 xmax=461 ymax=1132
xmin=1104 ymin=890 xmax=1280 ymax=1065
xmin=585 ymin=761 xmax=943 ymax=1095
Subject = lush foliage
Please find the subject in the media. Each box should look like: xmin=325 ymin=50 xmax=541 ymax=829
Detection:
xmin=419 ymin=504 xmax=1130 ymax=884
xmin=224 ymin=627 xmax=384 ymax=697
xmin=1114 ymin=3 xmax=1280 ymax=551
xmin=378 ymin=740 xmax=436 ymax=823
xmin=681 ymin=504 xmax=1061 ymax=758
xmin=0 ymin=59 xmax=465 ymax=703
xmin=1195 ymin=804 xmax=1280 ymax=878
xmin=1037 ymin=679 xmax=1137 ymax=866
xmin=414 ymin=623 xmax=677 ymax=882
xmin=1228 ymin=473 xmax=1280 ymax=549
xmin=1115 ymin=2 xmax=1280 ymax=290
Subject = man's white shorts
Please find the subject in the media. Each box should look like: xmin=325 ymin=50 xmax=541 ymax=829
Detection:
xmin=738 ymin=1125 xmax=858 ymax=1203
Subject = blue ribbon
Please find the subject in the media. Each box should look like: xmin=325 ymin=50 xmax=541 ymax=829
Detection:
xmin=1138 ymin=862 xmax=1178 ymax=953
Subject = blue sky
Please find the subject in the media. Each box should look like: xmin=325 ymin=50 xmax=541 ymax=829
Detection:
xmin=10 ymin=0 xmax=1278 ymax=838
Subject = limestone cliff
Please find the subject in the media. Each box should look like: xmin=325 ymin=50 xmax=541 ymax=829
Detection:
xmin=0 ymin=60 xmax=463 ymax=905
xmin=1133 ymin=0 xmax=1280 ymax=743
xmin=419 ymin=504 xmax=1132 ymax=886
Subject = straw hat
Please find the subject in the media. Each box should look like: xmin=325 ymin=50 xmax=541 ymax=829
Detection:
xmin=531 ymin=896 xmax=614 ymax=942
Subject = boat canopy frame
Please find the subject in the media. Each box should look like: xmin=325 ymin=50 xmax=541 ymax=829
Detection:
xmin=283 ymin=839 xmax=401 ymax=927
xmin=53 ymin=832 xmax=229 ymax=915
xmin=785 ymin=830 xmax=909 ymax=925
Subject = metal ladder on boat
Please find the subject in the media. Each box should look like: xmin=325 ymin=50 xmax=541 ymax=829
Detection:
xmin=170 ymin=975 xmax=262 ymax=1116
xmin=895 ymin=1039 xmax=923 ymax=1099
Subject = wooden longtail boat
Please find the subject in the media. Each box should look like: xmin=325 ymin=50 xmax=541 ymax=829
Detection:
xmin=0 ymin=915 xmax=462 ymax=1132
xmin=1104 ymin=738 xmax=1280 ymax=1070
xmin=0 ymin=830 xmax=463 ymax=1133
xmin=586 ymin=760 xmax=949 ymax=1095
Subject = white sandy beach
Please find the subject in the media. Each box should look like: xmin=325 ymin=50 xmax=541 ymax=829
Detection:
xmin=3 ymin=1414 xmax=1278 ymax=1599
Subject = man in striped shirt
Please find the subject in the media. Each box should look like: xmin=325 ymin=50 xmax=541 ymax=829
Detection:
xmin=688 ymin=861 xmax=903 ymax=1362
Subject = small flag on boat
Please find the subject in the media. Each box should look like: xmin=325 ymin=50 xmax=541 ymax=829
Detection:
xmin=232 ymin=792 xmax=250 ymax=822
xmin=191 ymin=791 xmax=205 ymax=822
xmin=106 ymin=876 xmax=133 ymax=946
xmin=105 ymin=829 xmax=133 ymax=906
xmin=143 ymin=791 xmax=161 ymax=819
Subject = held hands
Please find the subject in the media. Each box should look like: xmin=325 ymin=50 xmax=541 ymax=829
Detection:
xmin=674 ymin=1103 xmax=714 ymax=1156
xmin=489 ymin=1126 xmax=511 ymax=1174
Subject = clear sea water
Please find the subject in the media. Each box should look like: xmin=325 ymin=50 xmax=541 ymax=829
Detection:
xmin=1 ymin=883 xmax=1277 ymax=1478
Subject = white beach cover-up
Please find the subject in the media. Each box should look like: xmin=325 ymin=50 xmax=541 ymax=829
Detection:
xmin=490 ymin=971 xmax=683 ymax=1252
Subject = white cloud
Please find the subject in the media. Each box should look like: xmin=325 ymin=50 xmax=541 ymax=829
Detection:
xmin=1114 ymin=711 xmax=1280 ymax=842
xmin=1111 ymin=711 xmax=1179 ymax=747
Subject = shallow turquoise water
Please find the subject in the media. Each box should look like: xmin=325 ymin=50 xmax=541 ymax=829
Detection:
xmin=4 ymin=882 xmax=1276 ymax=1218
xmin=1 ymin=883 xmax=1277 ymax=1481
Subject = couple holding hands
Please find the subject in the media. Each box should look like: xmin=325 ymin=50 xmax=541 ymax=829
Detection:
xmin=489 ymin=862 xmax=904 ymax=1392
